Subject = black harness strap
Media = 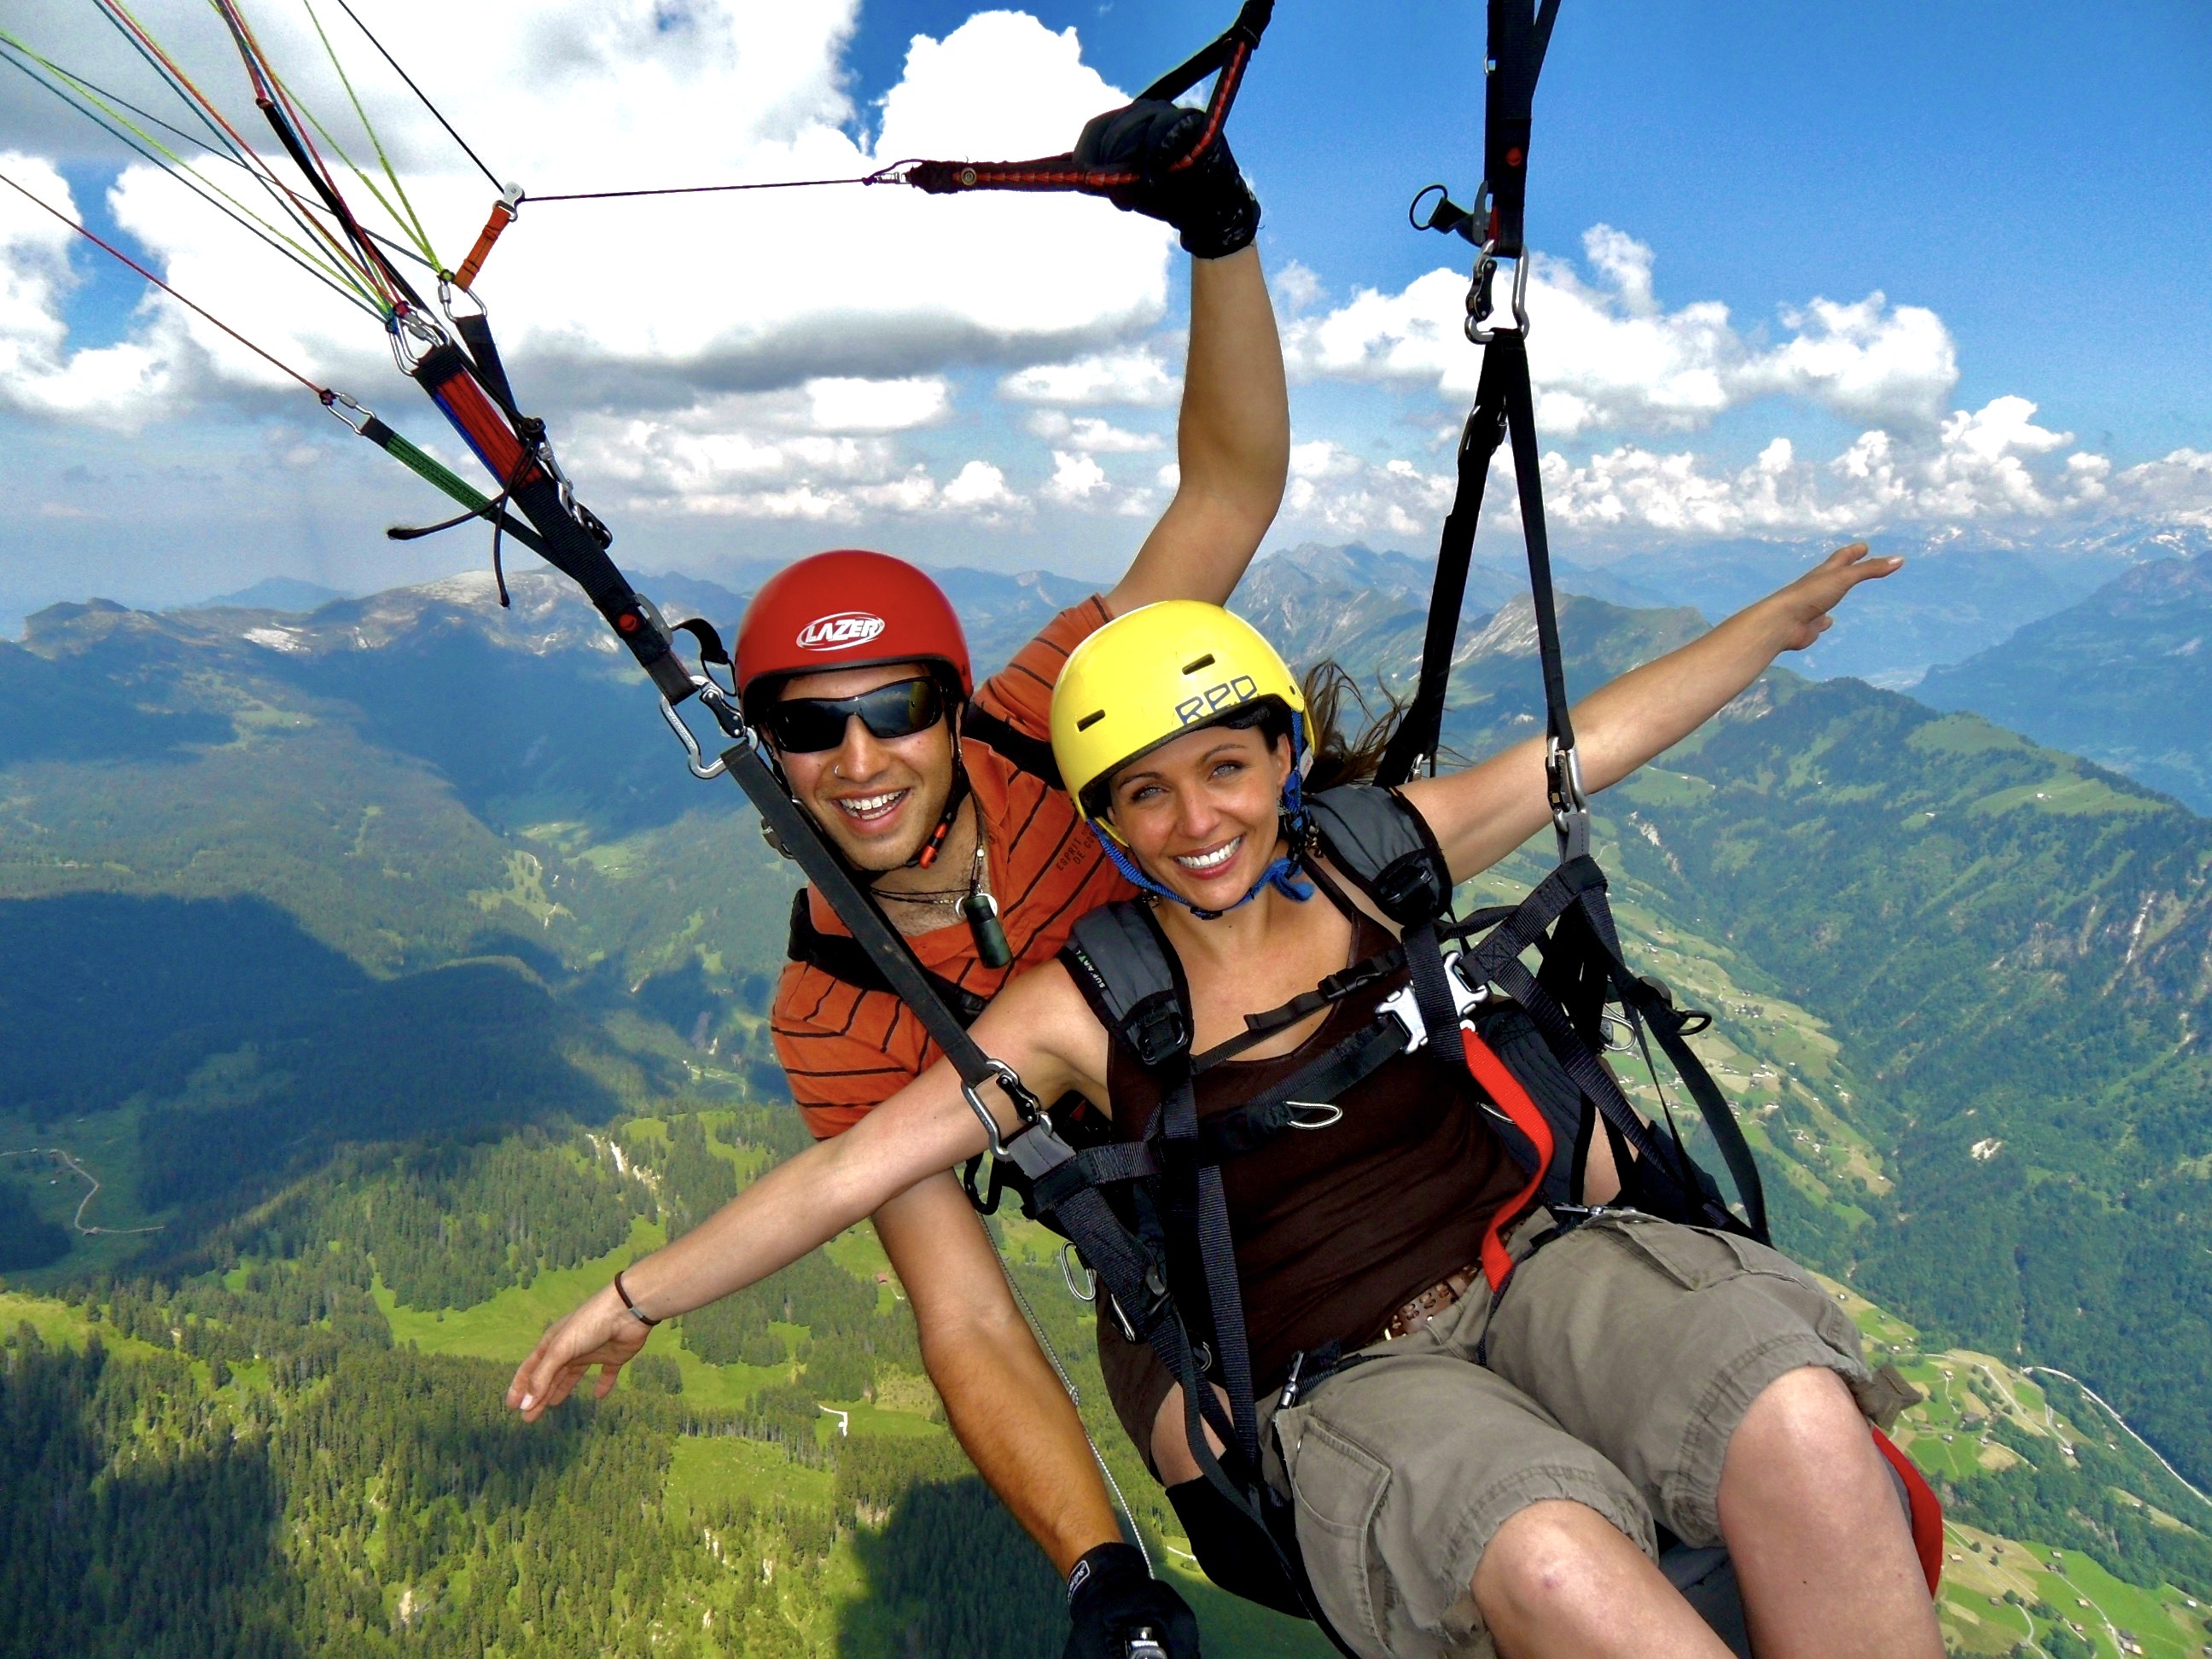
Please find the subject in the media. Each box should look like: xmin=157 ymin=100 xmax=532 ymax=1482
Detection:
xmin=1377 ymin=344 xmax=1511 ymax=785
xmin=958 ymin=700 xmax=1062 ymax=787
xmin=784 ymin=889 xmax=990 ymax=1025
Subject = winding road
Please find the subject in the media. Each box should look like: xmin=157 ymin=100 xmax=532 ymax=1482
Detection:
xmin=0 ymin=1147 xmax=164 ymax=1236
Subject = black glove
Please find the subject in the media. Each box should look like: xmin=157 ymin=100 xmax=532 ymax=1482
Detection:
xmin=1063 ymin=1541 xmax=1202 ymax=1659
xmin=1073 ymin=99 xmax=1259 ymax=259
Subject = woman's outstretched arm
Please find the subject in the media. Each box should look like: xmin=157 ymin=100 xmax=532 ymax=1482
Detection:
xmin=504 ymin=964 xmax=1100 ymax=1420
xmin=1404 ymin=542 xmax=1901 ymax=883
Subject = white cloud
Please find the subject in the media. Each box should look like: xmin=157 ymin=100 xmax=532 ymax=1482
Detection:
xmin=1531 ymin=396 xmax=2108 ymax=538
xmin=941 ymin=458 xmax=1019 ymax=511
xmin=1042 ymin=449 xmax=1108 ymax=504
xmin=1280 ymin=439 xmax=1454 ymax=540
xmin=2110 ymin=449 xmax=2212 ymax=527
xmin=804 ymin=375 xmax=949 ymax=431
xmin=999 ymin=347 xmax=1179 ymax=405
xmin=1271 ymin=259 xmax=1323 ymax=314
xmin=0 ymin=154 xmax=176 ymax=428
xmin=1024 ymin=409 xmax=1161 ymax=451
xmin=1268 ymin=394 xmax=2197 ymax=546
xmin=1284 ymin=225 xmax=1959 ymax=438
xmin=3 ymin=3 xmax=1174 ymax=428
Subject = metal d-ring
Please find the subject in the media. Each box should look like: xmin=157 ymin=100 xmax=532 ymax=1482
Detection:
xmin=1061 ymin=1243 xmax=1098 ymax=1304
xmin=1284 ymin=1100 xmax=1344 ymax=1130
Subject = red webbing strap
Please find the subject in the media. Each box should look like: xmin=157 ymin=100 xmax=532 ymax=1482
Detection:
xmin=412 ymin=342 xmax=537 ymax=484
xmin=453 ymin=200 xmax=515 ymax=290
xmin=1461 ymin=1026 xmax=1555 ymax=1290
xmin=1870 ymin=1426 xmax=1946 ymax=1594
xmin=903 ymin=0 xmax=1271 ymax=196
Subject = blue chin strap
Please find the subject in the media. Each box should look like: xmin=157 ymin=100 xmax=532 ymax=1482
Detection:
xmin=1090 ymin=714 xmax=1316 ymax=922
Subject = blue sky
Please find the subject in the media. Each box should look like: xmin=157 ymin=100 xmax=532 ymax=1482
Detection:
xmin=1 ymin=0 xmax=2207 ymax=625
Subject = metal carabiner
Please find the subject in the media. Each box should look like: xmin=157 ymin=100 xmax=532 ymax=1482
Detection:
xmin=659 ymin=689 xmax=728 ymax=780
xmin=319 ymin=389 xmax=375 ymax=436
xmin=1061 ymin=1243 xmax=1098 ymax=1304
xmin=1545 ymin=736 xmax=1589 ymax=835
xmin=1467 ymin=240 xmax=1532 ymax=344
xmin=960 ymin=1057 xmax=1033 ymax=1158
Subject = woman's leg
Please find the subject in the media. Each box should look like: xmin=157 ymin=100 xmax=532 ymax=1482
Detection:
xmin=1474 ymin=1499 xmax=1733 ymax=1659
xmin=1480 ymin=1214 xmax=1937 ymax=1657
xmin=1268 ymin=1344 xmax=1669 ymax=1658
xmin=1718 ymin=1366 xmax=1941 ymax=1659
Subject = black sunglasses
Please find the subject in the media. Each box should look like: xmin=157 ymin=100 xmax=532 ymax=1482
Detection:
xmin=764 ymin=675 xmax=947 ymax=753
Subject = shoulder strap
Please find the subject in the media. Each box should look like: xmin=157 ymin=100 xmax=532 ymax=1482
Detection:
xmin=1305 ymin=784 xmax=1453 ymax=927
xmin=1060 ymin=901 xmax=1192 ymax=1068
xmin=960 ymin=699 xmax=1062 ymax=788
xmin=785 ymin=889 xmax=990 ymax=1027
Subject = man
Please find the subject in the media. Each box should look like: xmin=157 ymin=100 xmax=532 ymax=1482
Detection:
xmin=513 ymin=98 xmax=1288 ymax=1657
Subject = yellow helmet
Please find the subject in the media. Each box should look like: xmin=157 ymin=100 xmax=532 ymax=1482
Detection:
xmin=1051 ymin=601 xmax=1306 ymax=823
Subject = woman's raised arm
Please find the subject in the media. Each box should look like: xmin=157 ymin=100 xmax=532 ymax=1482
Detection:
xmin=1402 ymin=543 xmax=1901 ymax=883
xmin=504 ymin=963 xmax=1100 ymax=1420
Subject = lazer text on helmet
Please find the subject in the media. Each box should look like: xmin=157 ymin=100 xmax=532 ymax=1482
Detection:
xmin=795 ymin=612 xmax=888 ymax=651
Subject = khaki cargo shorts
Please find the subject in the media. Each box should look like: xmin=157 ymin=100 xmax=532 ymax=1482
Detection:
xmin=1267 ymin=1211 xmax=1894 ymax=1659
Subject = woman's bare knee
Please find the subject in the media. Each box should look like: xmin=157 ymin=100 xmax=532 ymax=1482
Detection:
xmin=1476 ymin=1502 xmax=1727 ymax=1659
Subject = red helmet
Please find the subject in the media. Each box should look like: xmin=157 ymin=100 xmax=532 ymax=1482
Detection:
xmin=735 ymin=550 xmax=972 ymax=719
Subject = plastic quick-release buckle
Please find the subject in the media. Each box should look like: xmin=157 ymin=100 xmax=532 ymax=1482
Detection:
xmin=1374 ymin=947 xmax=1489 ymax=1053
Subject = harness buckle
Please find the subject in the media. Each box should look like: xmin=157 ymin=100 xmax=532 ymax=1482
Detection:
xmin=1375 ymin=950 xmax=1489 ymax=1053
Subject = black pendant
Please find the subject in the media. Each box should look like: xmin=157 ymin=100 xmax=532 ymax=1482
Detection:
xmin=962 ymin=893 xmax=1012 ymax=969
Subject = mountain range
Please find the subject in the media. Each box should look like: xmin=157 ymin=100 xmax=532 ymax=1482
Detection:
xmin=1920 ymin=549 xmax=2212 ymax=814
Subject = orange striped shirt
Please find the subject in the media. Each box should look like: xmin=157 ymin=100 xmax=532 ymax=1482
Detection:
xmin=771 ymin=597 xmax=1135 ymax=1138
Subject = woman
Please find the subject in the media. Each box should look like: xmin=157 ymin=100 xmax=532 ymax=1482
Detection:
xmin=510 ymin=544 xmax=1939 ymax=1659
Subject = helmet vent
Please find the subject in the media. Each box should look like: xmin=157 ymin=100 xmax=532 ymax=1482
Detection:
xmin=1181 ymin=654 xmax=1216 ymax=675
xmin=1076 ymin=709 xmax=1106 ymax=731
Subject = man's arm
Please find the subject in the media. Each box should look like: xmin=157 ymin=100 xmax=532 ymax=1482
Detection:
xmin=875 ymin=1173 xmax=1117 ymax=1576
xmin=1106 ymin=245 xmax=1289 ymax=614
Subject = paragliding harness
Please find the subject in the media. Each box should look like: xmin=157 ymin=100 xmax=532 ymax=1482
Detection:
xmin=937 ymin=3 xmax=1941 ymax=1647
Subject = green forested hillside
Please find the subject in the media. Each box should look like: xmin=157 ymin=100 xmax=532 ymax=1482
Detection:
xmin=1604 ymin=678 xmax=2212 ymax=1487
xmin=3 ymin=552 xmax=2209 ymax=1656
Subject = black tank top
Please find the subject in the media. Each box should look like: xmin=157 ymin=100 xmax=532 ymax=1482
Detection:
xmin=1095 ymin=910 xmax=1528 ymax=1458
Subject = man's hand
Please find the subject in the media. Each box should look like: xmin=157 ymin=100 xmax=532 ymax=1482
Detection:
xmin=1064 ymin=1542 xmax=1202 ymax=1659
xmin=1074 ymin=99 xmax=1258 ymax=259
xmin=1759 ymin=542 xmax=1904 ymax=651
xmin=506 ymin=1283 xmax=650 ymax=1422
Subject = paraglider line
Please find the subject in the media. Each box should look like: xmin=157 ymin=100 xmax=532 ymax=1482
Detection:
xmin=0 ymin=166 xmax=323 ymax=395
xmin=326 ymin=0 xmax=504 ymax=193
xmin=531 ymin=166 xmax=911 ymax=202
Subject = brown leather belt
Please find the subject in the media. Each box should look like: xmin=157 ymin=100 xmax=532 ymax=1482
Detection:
xmin=1379 ymin=1263 xmax=1482 ymax=1342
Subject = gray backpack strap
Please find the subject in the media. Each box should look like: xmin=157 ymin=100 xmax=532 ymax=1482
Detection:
xmin=1059 ymin=901 xmax=1193 ymax=1070
xmin=1305 ymin=784 xmax=1453 ymax=927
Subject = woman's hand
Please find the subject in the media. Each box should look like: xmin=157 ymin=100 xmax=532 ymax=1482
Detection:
xmin=1408 ymin=538 xmax=1903 ymax=883
xmin=1756 ymin=542 xmax=1903 ymax=651
xmin=506 ymin=1284 xmax=649 ymax=1422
